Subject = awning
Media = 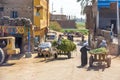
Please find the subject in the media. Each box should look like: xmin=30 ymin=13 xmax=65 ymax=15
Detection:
xmin=98 ymin=0 xmax=120 ymax=9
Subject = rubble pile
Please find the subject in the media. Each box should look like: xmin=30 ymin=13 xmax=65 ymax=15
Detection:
xmin=0 ymin=16 xmax=32 ymax=26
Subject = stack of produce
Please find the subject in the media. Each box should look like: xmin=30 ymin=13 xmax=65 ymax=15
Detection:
xmin=9 ymin=18 xmax=16 ymax=26
xmin=15 ymin=18 xmax=23 ymax=26
xmin=2 ymin=16 xmax=10 ymax=26
xmin=89 ymin=47 xmax=108 ymax=54
xmin=0 ymin=16 xmax=32 ymax=26
xmin=52 ymin=39 xmax=76 ymax=52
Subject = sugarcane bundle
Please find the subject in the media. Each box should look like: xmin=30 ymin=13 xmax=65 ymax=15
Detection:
xmin=52 ymin=39 xmax=76 ymax=52
xmin=89 ymin=47 xmax=108 ymax=54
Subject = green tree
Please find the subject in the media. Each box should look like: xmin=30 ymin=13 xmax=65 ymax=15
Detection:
xmin=49 ymin=21 xmax=62 ymax=32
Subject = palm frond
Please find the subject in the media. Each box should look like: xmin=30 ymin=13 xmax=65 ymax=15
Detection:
xmin=77 ymin=0 xmax=92 ymax=14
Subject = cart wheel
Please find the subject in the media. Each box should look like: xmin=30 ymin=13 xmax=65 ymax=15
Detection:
xmin=37 ymin=52 xmax=41 ymax=57
xmin=89 ymin=56 xmax=93 ymax=67
xmin=68 ymin=52 xmax=71 ymax=59
xmin=106 ymin=57 xmax=111 ymax=67
xmin=54 ymin=53 xmax=58 ymax=59
xmin=0 ymin=48 xmax=5 ymax=65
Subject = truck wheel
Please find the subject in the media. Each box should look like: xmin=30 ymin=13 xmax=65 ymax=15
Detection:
xmin=68 ymin=52 xmax=71 ymax=59
xmin=89 ymin=56 xmax=93 ymax=67
xmin=54 ymin=53 xmax=58 ymax=59
xmin=3 ymin=54 xmax=10 ymax=63
xmin=0 ymin=48 xmax=5 ymax=65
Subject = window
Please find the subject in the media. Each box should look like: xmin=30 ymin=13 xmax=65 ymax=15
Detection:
xmin=36 ymin=9 xmax=40 ymax=16
xmin=11 ymin=11 xmax=18 ymax=18
xmin=0 ymin=7 xmax=4 ymax=11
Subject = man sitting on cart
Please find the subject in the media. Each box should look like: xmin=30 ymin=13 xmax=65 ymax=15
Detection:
xmin=98 ymin=40 xmax=107 ymax=48
xmin=57 ymin=34 xmax=63 ymax=45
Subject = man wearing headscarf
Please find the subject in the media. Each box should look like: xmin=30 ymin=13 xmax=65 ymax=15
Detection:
xmin=99 ymin=40 xmax=107 ymax=48
xmin=80 ymin=42 xmax=90 ymax=67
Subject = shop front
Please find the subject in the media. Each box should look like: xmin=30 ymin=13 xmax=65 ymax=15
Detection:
xmin=0 ymin=26 xmax=34 ymax=54
xmin=33 ymin=27 xmax=48 ymax=45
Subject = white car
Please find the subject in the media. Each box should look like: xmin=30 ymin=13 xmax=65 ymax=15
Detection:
xmin=38 ymin=42 xmax=52 ymax=49
xmin=37 ymin=42 xmax=52 ymax=57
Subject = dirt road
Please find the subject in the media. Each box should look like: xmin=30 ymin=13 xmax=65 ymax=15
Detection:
xmin=0 ymin=40 xmax=120 ymax=80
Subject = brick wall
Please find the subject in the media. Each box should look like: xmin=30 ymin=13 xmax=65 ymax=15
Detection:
xmin=0 ymin=0 xmax=33 ymax=22
xmin=56 ymin=20 xmax=76 ymax=29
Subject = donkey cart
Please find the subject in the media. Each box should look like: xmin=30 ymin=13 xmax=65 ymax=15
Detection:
xmin=89 ymin=48 xmax=111 ymax=68
xmin=54 ymin=50 xmax=71 ymax=59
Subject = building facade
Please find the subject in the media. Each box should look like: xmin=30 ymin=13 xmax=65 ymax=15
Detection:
xmin=0 ymin=0 xmax=49 ymax=53
xmin=50 ymin=14 xmax=76 ymax=29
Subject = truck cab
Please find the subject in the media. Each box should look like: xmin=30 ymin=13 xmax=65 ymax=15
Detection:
xmin=0 ymin=36 xmax=20 ymax=64
xmin=45 ymin=32 xmax=57 ymax=42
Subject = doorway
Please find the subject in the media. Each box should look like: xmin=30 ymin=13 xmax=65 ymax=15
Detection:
xmin=111 ymin=20 xmax=117 ymax=34
xmin=15 ymin=36 xmax=22 ymax=53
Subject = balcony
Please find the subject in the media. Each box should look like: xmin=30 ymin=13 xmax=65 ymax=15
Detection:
xmin=34 ymin=16 xmax=40 ymax=27
xmin=34 ymin=0 xmax=40 ymax=6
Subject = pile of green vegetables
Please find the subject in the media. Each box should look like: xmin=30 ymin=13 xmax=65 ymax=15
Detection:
xmin=89 ymin=47 xmax=108 ymax=54
xmin=52 ymin=39 xmax=76 ymax=52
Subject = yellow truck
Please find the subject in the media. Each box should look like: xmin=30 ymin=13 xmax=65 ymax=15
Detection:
xmin=0 ymin=36 xmax=20 ymax=65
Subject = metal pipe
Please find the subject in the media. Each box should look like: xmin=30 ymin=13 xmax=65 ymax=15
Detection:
xmin=116 ymin=0 xmax=120 ymax=55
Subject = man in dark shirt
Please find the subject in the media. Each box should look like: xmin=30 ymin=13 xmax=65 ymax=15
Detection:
xmin=80 ymin=42 xmax=90 ymax=67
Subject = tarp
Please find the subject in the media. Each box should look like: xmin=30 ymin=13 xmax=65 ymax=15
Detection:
xmin=98 ymin=0 xmax=120 ymax=8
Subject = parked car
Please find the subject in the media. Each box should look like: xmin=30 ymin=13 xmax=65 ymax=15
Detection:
xmin=37 ymin=42 xmax=52 ymax=57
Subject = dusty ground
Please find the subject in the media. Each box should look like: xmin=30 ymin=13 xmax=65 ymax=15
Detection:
xmin=0 ymin=37 xmax=120 ymax=80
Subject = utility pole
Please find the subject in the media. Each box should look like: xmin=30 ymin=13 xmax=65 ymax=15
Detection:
xmin=60 ymin=7 xmax=63 ymax=20
xmin=52 ymin=2 xmax=53 ymax=14
xmin=117 ymin=0 xmax=120 ymax=55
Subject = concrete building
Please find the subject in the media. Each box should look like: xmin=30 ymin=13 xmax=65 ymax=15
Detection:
xmin=50 ymin=14 xmax=67 ymax=20
xmin=0 ymin=0 xmax=49 ymax=53
xmin=50 ymin=14 xmax=76 ymax=29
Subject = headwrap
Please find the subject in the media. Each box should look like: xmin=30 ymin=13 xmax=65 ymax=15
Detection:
xmin=83 ymin=42 xmax=88 ymax=47
xmin=102 ymin=40 xmax=106 ymax=44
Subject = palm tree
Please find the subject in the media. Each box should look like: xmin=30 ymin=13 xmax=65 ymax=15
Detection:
xmin=77 ymin=0 xmax=93 ymax=14
xmin=77 ymin=0 xmax=96 ymax=13
xmin=77 ymin=0 xmax=97 ymax=46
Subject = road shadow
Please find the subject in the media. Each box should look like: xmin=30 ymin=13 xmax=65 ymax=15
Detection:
xmin=34 ymin=55 xmax=44 ymax=58
xmin=10 ymin=53 xmax=25 ymax=60
xmin=77 ymin=63 xmax=107 ymax=71
xmin=110 ymin=55 xmax=120 ymax=59
xmin=87 ymin=63 xmax=107 ymax=71
xmin=77 ymin=65 xmax=88 ymax=68
xmin=0 ymin=63 xmax=16 ymax=67
xmin=35 ymin=56 xmax=74 ymax=63
xmin=45 ymin=57 xmax=74 ymax=63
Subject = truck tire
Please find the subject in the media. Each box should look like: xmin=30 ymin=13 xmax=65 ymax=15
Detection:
xmin=0 ymin=48 xmax=5 ymax=65
xmin=68 ymin=52 xmax=71 ymax=59
xmin=3 ymin=54 xmax=10 ymax=63
xmin=54 ymin=53 xmax=58 ymax=59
